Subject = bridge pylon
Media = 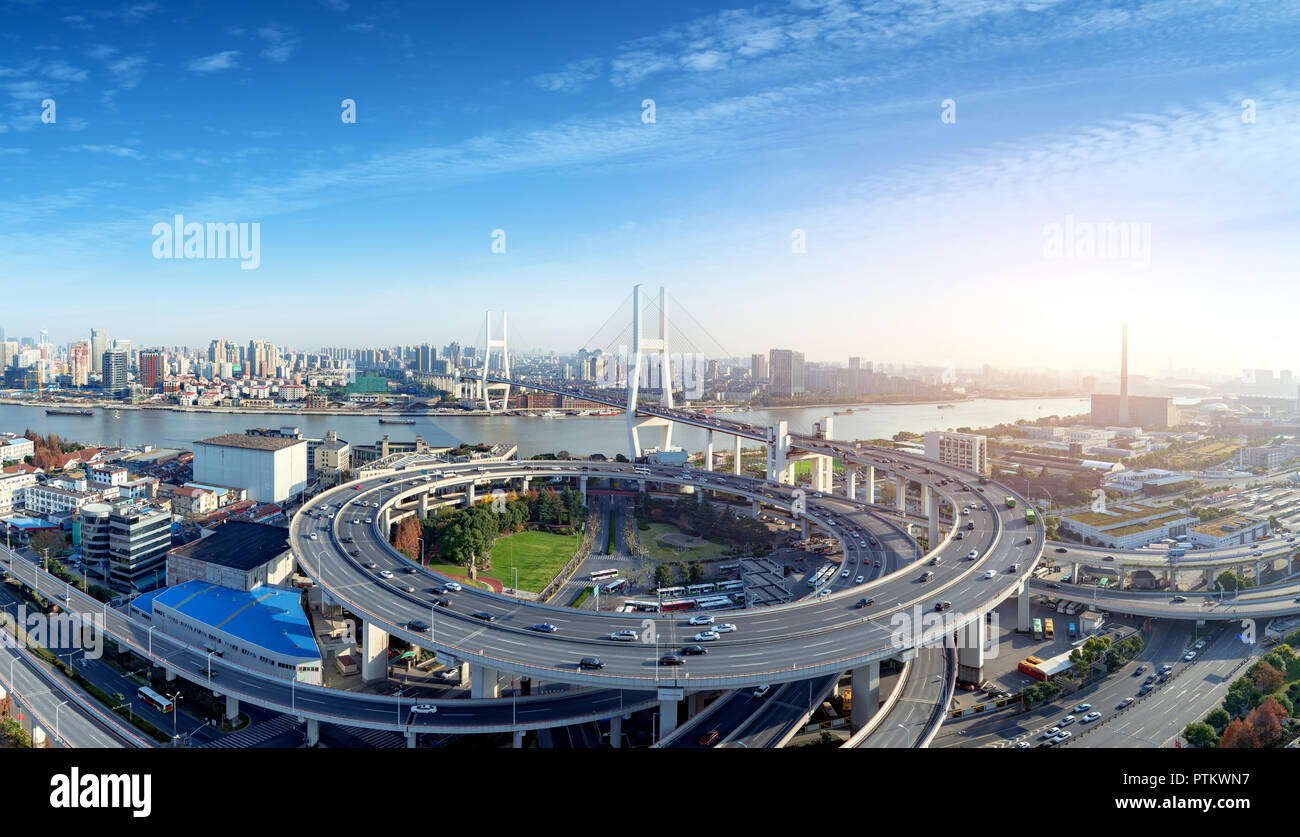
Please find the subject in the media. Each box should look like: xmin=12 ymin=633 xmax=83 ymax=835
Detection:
xmin=481 ymin=311 xmax=510 ymax=412
xmin=626 ymin=284 xmax=676 ymax=459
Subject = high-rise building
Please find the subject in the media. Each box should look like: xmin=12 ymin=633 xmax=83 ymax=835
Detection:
xmin=90 ymin=328 xmax=108 ymax=375
xmin=70 ymin=340 xmax=90 ymax=387
xmin=102 ymin=347 xmax=128 ymax=395
xmin=768 ymin=349 xmax=805 ymax=396
xmin=140 ymin=349 xmax=163 ymax=390
xmin=751 ymin=353 xmax=767 ymax=382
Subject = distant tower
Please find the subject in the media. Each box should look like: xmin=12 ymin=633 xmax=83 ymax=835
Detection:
xmin=480 ymin=311 xmax=509 ymax=411
xmin=1118 ymin=323 xmax=1130 ymax=425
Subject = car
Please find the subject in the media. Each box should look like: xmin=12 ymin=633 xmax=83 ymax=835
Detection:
xmin=1040 ymin=726 xmax=1061 ymax=739
xmin=364 ymin=518 xmax=373 ymax=524
xmin=1072 ymin=703 xmax=1092 ymax=713
xmin=1194 ymin=639 xmax=1207 ymax=650
xmin=341 ymin=537 xmax=354 ymax=544
xmin=1013 ymin=741 xmax=1031 ymax=748
xmin=1133 ymin=665 xmax=1146 ymax=676
xmin=919 ymin=571 xmax=935 ymax=582
xmin=715 ymin=623 xmax=737 ymax=633
xmin=444 ymin=582 xmax=462 ymax=592
xmin=1252 ymin=550 xmax=1263 ymax=557
xmin=934 ymin=601 xmax=952 ymax=612
xmin=579 ymin=657 xmax=604 ymax=670
xmin=967 ymin=550 xmax=979 ymax=560
xmin=1055 ymin=547 xmax=1068 ymax=553
xmin=1117 ymin=697 xmax=1134 ymax=709
xmin=1051 ymin=730 xmax=1073 ymax=743
xmin=364 ymin=561 xmax=378 ymax=569
xmin=1172 ymin=595 xmax=1187 ymax=603
xmin=530 ymin=623 xmax=558 ymax=633
xmin=1183 ymin=651 xmax=1196 ymax=661
xmin=818 ymin=588 xmax=831 ymax=597
xmin=658 ymin=654 xmax=685 ymax=666
xmin=854 ymin=575 xmax=865 ymax=584
xmin=1138 ymin=684 xmax=1153 ymax=696
xmin=1007 ymin=563 xmax=1019 ymax=573
xmin=681 ymin=644 xmax=708 ymax=655
xmin=377 ymin=570 xmax=394 ymax=579
xmin=753 ymin=684 xmax=771 ymax=699
xmin=609 ymin=630 xmax=639 ymax=641
xmin=402 ymin=567 xmax=417 ymax=575
xmin=471 ymin=611 xmax=496 ymax=622
xmin=982 ymin=569 xmax=995 ymax=579
xmin=854 ymin=597 xmax=874 ymax=609
xmin=1157 ymin=664 xmax=1172 ymax=674
xmin=407 ymin=619 xmax=430 ymax=632
xmin=1104 ymin=555 xmax=1114 ymax=561
xmin=197 ymin=665 xmax=218 ymax=678
xmin=929 ymin=555 xmax=942 ymax=566
xmin=1145 ymin=674 xmax=1156 ymax=685
xmin=430 ymin=597 xmax=451 ymax=607
xmin=967 ymin=522 xmax=975 ymax=530
xmin=980 ymin=504 xmax=987 ymax=511
xmin=961 ymin=509 xmax=970 ymax=516
xmin=308 ymin=533 xmax=318 ymax=540
xmin=1060 ymin=715 xmax=1075 ymax=726
xmin=428 ymin=585 xmax=447 ymax=594
xmin=1024 ymin=537 xmax=1033 ymax=545
xmin=693 ymin=631 xmax=720 ymax=642
xmin=955 ymin=532 xmax=964 ymax=540
xmin=399 ymin=585 xmax=416 ymax=593
xmin=688 ymin=614 xmax=715 ymax=626
xmin=349 ymin=550 xmax=361 ymax=557
xmin=841 ymin=569 xmax=850 ymax=578
xmin=697 ymin=730 xmax=720 ymax=746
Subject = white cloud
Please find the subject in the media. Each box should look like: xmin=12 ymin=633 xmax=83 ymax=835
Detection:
xmin=257 ymin=25 xmax=301 ymax=63
xmin=187 ymin=51 xmax=240 ymax=74
xmin=71 ymin=143 xmax=142 ymax=158
xmin=532 ymin=59 xmax=602 ymax=92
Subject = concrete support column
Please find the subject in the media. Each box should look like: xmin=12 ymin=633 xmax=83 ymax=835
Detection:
xmin=225 ymin=694 xmax=239 ymax=722
xmin=610 ymin=715 xmax=623 ymax=748
xmin=1071 ymin=562 xmax=1079 ymax=582
xmin=381 ymin=507 xmax=390 ymax=533
xmin=1018 ymin=582 xmax=1031 ymax=631
xmin=865 ymin=465 xmax=875 ymax=504
xmin=705 ymin=430 xmax=714 ymax=472
xmin=470 ymin=664 xmax=500 ymax=699
xmin=657 ymin=687 xmax=684 ymax=739
xmin=1118 ymin=568 xmax=1126 ymax=590
xmin=580 ymin=475 xmax=588 ymax=505
xmin=419 ymin=493 xmax=429 ymax=519
xmin=305 ymin=718 xmax=320 ymax=747
xmin=896 ymin=476 xmax=906 ymax=511
xmin=164 ymin=666 xmax=176 ymax=682
xmin=927 ymin=488 xmax=939 ymax=548
xmin=751 ymin=500 xmax=760 ymax=519
xmin=850 ymin=661 xmax=880 ymax=730
xmin=512 ymin=730 xmax=525 ymax=748
xmin=732 ymin=436 xmax=742 ymax=475
xmin=638 ymin=479 xmax=646 ymax=493
xmin=801 ymin=518 xmax=809 ymax=540
xmin=847 ymin=469 xmax=857 ymax=500
xmin=361 ymin=621 xmax=390 ymax=683
xmin=1255 ymin=560 xmax=1261 ymax=582
xmin=407 ymin=730 xmax=417 ymax=748
xmin=687 ymin=691 xmax=703 ymax=718
xmin=957 ymin=634 xmax=985 ymax=683
xmin=1203 ymin=568 xmax=1212 ymax=590
xmin=466 ymin=483 xmax=476 ymax=506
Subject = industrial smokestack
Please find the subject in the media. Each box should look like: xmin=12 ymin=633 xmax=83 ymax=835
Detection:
xmin=1119 ymin=323 xmax=1130 ymax=424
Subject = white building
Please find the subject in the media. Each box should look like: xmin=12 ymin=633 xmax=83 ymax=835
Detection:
xmin=89 ymin=465 xmax=128 ymax=488
xmin=0 ymin=472 xmax=36 ymax=515
xmin=923 ymin=431 xmax=988 ymax=476
xmin=22 ymin=484 xmax=101 ymax=516
xmin=192 ymin=433 xmax=307 ymax=504
xmin=1187 ymin=514 xmax=1271 ymax=548
xmin=0 ymin=435 xmax=34 ymax=463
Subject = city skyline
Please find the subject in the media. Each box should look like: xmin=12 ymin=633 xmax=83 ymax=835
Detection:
xmin=1 ymin=1 xmax=1297 ymax=372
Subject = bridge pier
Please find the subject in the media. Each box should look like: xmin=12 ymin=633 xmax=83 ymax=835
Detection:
xmin=225 ymin=694 xmax=239 ymax=722
xmin=850 ymin=661 xmax=880 ymax=730
xmin=466 ymin=483 xmax=476 ymax=506
xmin=847 ymin=469 xmax=856 ymax=500
xmin=470 ymin=664 xmax=501 ymax=699
xmin=580 ymin=475 xmax=588 ymax=505
xmin=765 ymin=421 xmax=789 ymax=483
xmin=164 ymin=666 xmax=176 ymax=682
xmin=408 ymin=730 xmax=418 ymax=748
xmin=751 ymin=500 xmax=760 ymax=519
xmin=732 ymin=436 xmax=742 ymax=475
xmin=610 ymin=714 xmax=623 ymax=748
xmin=657 ymin=686 xmax=684 ymax=739
xmin=895 ymin=475 xmax=906 ymax=512
xmin=957 ymin=632 xmax=985 ymax=683
xmin=705 ymin=431 xmax=714 ymax=472
xmin=1018 ymin=583 xmax=1031 ymax=631
xmin=512 ymin=730 xmax=525 ymax=748
xmin=926 ymin=488 xmax=939 ymax=548
xmin=864 ymin=465 xmax=875 ymax=504
xmin=418 ymin=492 xmax=429 ymax=519
xmin=362 ymin=621 xmax=390 ymax=683
xmin=305 ymin=717 xmax=320 ymax=747
xmin=801 ymin=518 xmax=809 ymax=540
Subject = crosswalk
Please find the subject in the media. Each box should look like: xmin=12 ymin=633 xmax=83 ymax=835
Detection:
xmin=336 ymin=724 xmax=405 ymax=748
xmin=201 ymin=715 xmax=301 ymax=748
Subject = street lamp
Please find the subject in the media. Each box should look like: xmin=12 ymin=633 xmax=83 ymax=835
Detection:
xmin=55 ymin=700 xmax=68 ymax=745
xmin=148 ymin=625 xmax=156 ymax=661
xmin=167 ymin=692 xmax=183 ymax=739
xmin=898 ymin=722 xmax=912 ymax=747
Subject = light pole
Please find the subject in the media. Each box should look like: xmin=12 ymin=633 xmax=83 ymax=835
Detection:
xmin=206 ymin=650 xmax=214 ymax=682
xmin=55 ymin=700 xmax=68 ymax=745
xmin=148 ymin=625 xmax=155 ymax=661
xmin=417 ymin=537 xmax=425 ymax=568
xmin=898 ymin=722 xmax=911 ymax=747
xmin=168 ymin=692 xmax=183 ymax=739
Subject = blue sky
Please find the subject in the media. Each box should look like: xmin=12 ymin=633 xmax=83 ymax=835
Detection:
xmin=1 ymin=0 xmax=1298 ymax=376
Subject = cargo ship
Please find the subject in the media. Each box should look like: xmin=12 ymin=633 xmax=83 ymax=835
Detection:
xmin=45 ymin=408 xmax=94 ymax=416
xmin=378 ymin=418 xmax=415 ymax=425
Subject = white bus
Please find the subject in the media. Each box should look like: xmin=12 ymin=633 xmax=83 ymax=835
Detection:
xmin=138 ymin=686 xmax=173 ymax=714
xmin=589 ymin=568 xmax=619 ymax=582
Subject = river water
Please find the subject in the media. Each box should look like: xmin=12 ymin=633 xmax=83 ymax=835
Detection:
xmin=0 ymin=397 xmax=1090 ymax=458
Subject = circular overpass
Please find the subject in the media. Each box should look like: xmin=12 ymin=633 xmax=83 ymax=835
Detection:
xmin=292 ymin=446 xmax=1047 ymax=690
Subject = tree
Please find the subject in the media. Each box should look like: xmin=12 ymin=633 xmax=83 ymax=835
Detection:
xmin=392 ymin=516 xmax=421 ymax=560
xmin=1219 ymin=718 xmax=1258 ymax=748
xmin=1247 ymin=697 xmax=1289 ymax=747
xmin=654 ymin=565 xmax=672 ymax=590
xmin=30 ymin=530 xmax=68 ymax=559
xmin=1224 ymin=676 xmax=1262 ymax=719
xmin=1183 ymin=722 xmax=1218 ymax=749
xmin=1069 ymin=636 xmax=1111 ymax=682
xmin=1204 ymin=707 xmax=1231 ymax=734
xmin=1251 ymin=661 xmax=1285 ymax=695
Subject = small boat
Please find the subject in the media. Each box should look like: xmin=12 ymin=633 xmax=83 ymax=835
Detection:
xmin=378 ymin=418 xmax=415 ymax=425
xmin=591 ymin=409 xmax=619 ymax=416
xmin=45 ymin=408 xmax=94 ymax=416
xmin=834 ymin=409 xmax=853 ymax=415
xmin=539 ymin=410 xmax=563 ymax=419
xmin=937 ymin=404 xmax=955 ymax=409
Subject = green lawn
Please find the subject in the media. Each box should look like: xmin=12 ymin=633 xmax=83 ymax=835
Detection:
xmin=640 ymin=522 xmax=730 ymax=563
xmin=424 ymin=561 xmax=496 ymax=591
xmin=792 ymin=460 xmax=846 ymax=477
xmin=490 ymin=530 xmax=582 ymax=592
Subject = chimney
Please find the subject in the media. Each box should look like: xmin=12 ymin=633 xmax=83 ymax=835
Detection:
xmin=1118 ymin=323 xmax=1130 ymax=425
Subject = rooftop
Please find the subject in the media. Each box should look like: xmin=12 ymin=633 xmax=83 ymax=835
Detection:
xmin=194 ymin=433 xmax=305 ymax=452
xmin=149 ymin=580 xmax=318 ymax=660
xmin=1066 ymin=503 xmax=1167 ymax=528
xmin=1191 ymin=514 xmax=1267 ymax=538
xmin=168 ymin=520 xmax=290 ymax=571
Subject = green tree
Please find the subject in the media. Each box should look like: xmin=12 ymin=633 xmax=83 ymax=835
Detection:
xmin=654 ymin=565 xmax=673 ymax=590
xmin=1204 ymin=707 xmax=1231 ymax=734
xmin=1183 ymin=722 xmax=1218 ymax=749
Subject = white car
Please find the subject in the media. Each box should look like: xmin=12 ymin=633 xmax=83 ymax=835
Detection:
xmin=818 ymin=588 xmax=831 ymax=597
xmin=983 ymin=570 xmax=995 ymax=579
xmin=855 ymin=575 xmax=865 ymax=584
xmin=410 ymin=704 xmax=437 ymax=715
xmin=444 ymin=582 xmax=463 ymax=592
xmin=1082 ymin=712 xmax=1101 ymax=723
xmin=714 ymin=623 xmax=737 ymax=633
xmin=841 ymin=569 xmax=850 ymax=578
xmin=693 ymin=631 xmax=720 ymax=642
xmin=1183 ymin=651 xmax=1196 ymax=661
xmin=753 ymin=684 xmax=771 ymax=699
xmin=308 ymin=533 xmax=318 ymax=540
xmin=377 ymin=570 xmax=394 ymax=579
xmin=967 ymin=550 xmax=978 ymax=561
xmin=609 ymin=630 xmax=638 ymax=641
xmin=689 ymin=614 xmax=715 ymax=626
